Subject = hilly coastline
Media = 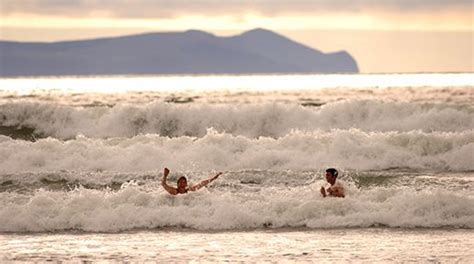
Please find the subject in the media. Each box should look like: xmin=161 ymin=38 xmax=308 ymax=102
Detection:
xmin=0 ymin=28 xmax=359 ymax=76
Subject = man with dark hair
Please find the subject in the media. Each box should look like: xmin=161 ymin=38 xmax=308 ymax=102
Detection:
xmin=320 ymin=168 xmax=345 ymax=198
xmin=161 ymin=167 xmax=222 ymax=195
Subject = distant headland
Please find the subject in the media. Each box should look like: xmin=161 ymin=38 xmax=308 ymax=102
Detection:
xmin=0 ymin=28 xmax=358 ymax=76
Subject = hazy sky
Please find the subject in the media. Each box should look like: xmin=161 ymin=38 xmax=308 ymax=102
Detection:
xmin=1 ymin=0 xmax=472 ymax=73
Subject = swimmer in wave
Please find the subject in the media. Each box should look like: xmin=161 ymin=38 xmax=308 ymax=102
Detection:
xmin=161 ymin=167 xmax=223 ymax=195
xmin=320 ymin=168 xmax=345 ymax=198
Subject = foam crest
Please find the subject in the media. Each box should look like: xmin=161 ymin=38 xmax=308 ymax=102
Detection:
xmin=0 ymin=100 xmax=472 ymax=139
xmin=0 ymin=129 xmax=472 ymax=174
xmin=0 ymin=185 xmax=472 ymax=232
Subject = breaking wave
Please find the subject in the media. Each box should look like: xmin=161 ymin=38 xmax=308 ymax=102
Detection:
xmin=0 ymin=100 xmax=472 ymax=139
xmin=0 ymin=183 xmax=472 ymax=232
xmin=0 ymin=129 xmax=473 ymax=173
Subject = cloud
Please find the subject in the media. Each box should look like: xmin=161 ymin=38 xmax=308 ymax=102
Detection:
xmin=1 ymin=0 xmax=471 ymax=18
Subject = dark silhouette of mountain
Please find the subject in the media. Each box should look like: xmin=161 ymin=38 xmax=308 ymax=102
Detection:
xmin=0 ymin=28 xmax=358 ymax=76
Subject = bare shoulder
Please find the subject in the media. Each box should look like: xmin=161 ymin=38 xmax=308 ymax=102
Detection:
xmin=334 ymin=180 xmax=346 ymax=189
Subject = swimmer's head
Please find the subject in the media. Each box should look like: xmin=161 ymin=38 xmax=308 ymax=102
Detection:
xmin=325 ymin=168 xmax=338 ymax=184
xmin=177 ymin=176 xmax=188 ymax=189
xmin=326 ymin=168 xmax=338 ymax=178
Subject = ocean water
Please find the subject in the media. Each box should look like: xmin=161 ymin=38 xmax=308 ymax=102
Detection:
xmin=0 ymin=73 xmax=473 ymax=262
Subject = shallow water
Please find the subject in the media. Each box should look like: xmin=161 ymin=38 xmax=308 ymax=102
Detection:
xmin=2 ymin=229 xmax=473 ymax=262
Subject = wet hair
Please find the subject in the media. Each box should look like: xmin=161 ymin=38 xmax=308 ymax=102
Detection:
xmin=177 ymin=176 xmax=187 ymax=183
xmin=326 ymin=168 xmax=338 ymax=178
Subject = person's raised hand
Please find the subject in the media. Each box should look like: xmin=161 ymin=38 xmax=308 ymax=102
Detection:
xmin=164 ymin=168 xmax=170 ymax=176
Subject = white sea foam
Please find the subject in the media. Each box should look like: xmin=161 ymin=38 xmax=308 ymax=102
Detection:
xmin=1 ymin=75 xmax=473 ymax=234
xmin=0 ymin=100 xmax=472 ymax=139
xmin=0 ymin=129 xmax=472 ymax=173
xmin=0 ymin=183 xmax=472 ymax=232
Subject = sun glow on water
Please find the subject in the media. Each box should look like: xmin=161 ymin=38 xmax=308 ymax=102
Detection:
xmin=0 ymin=73 xmax=472 ymax=95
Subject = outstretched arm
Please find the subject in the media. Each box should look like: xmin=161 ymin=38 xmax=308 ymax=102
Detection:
xmin=189 ymin=172 xmax=223 ymax=191
xmin=162 ymin=168 xmax=178 ymax=195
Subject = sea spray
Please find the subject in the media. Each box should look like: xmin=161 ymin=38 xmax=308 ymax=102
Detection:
xmin=0 ymin=100 xmax=472 ymax=139
xmin=0 ymin=129 xmax=472 ymax=174
xmin=0 ymin=184 xmax=472 ymax=232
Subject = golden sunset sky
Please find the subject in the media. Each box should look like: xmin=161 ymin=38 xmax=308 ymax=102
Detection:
xmin=1 ymin=0 xmax=472 ymax=73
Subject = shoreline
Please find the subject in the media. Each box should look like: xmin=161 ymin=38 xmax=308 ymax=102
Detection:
xmin=2 ymin=226 xmax=473 ymax=236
